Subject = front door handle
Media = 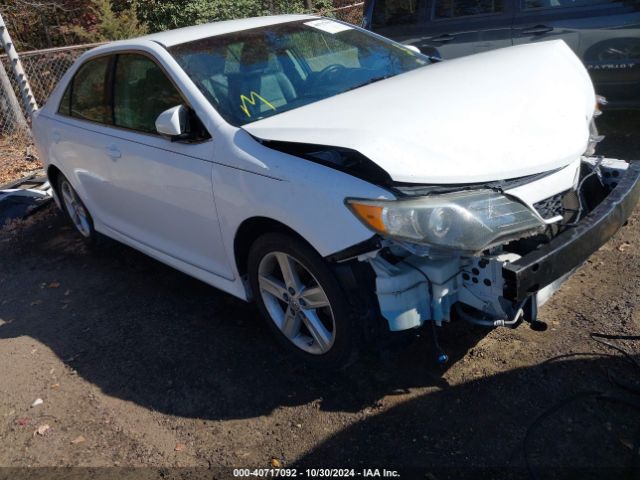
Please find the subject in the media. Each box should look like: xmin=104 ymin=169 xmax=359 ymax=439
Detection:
xmin=430 ymin=34 xmax=455 ymax=43
xmin=105 ymin=145 xmax=121 ymax=160
xmin=520 ymin=25 xmax=554 ymax=35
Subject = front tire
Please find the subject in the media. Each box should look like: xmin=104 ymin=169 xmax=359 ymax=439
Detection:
xmin=57 ymin=174 xmax=97 ymax=245
xmin=248 ymin=233 xmax=360 ymax=369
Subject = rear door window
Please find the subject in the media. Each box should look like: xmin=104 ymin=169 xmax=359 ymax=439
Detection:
xmin=66 ymin=56 xmax=112 ymax=124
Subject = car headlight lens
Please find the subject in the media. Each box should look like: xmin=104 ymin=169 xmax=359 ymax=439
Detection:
xmin=347 ymin=190 xmax=546 ymax=253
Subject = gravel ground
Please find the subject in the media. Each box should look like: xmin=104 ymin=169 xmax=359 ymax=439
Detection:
xmin=0 ymin=112 xmax=638 ymax=479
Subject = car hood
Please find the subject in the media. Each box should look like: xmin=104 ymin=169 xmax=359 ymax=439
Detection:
xmin=242 ymin=40 xmax=596 ymax=185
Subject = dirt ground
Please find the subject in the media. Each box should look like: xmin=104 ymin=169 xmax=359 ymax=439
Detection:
xmin=0 ymin=135 xmax=41 ymax=186
xmin=0 ymin=112 xmax=639 ymax=479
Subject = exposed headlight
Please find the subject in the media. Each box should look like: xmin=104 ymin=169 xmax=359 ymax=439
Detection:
xmin=596 ymin=94 xmax=608 ymax=108
xmin=586 ymin=95 xmax=607 ymax=155
xmin=585 ymin=117 xmax=604 ymax=157
xmin=346 ymin=190 xmax=546 ymax=253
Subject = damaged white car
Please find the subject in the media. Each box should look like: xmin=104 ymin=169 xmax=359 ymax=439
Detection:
xmin=33 ymin=15 xmax=640 ymax=368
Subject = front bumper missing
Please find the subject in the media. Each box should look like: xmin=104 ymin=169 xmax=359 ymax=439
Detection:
xmin=503 ymin=160 xmax=640 ymax=301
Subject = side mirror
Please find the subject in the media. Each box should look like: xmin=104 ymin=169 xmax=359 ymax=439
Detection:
xmin=156 ymin=105 xmax=188 ymax=138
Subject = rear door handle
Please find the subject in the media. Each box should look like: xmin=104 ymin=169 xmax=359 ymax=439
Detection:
xmin=520 ymin=25 xmax=554 ymax=35
xmin=52 ymin=130 xmax=61 ymax=144
xmin=105 ymin=145 xmax=121 ymax=160
xmin=430 ymin=34 xmax=455 ymax=43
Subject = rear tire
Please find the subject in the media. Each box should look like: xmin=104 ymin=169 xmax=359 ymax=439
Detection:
xmin=248 ymin=233 xmax=361 ymax=369
xmin=56 ymin=174 xmax=97 ymax=245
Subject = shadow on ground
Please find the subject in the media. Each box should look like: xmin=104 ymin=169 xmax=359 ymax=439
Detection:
xmin=295 ymin=354 xmax=640 ymax=479
xmin=0 ymin=210 xmax=489 ymax=421
xmin=0 ymin=109 xmax=638 ymax=472
xmin=1 ymin=211 xmax=638 ymax=476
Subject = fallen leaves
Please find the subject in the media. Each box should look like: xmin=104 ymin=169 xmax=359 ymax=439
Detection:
xmin=270 ymin=458 xmax=282 ymax=468
xmin=618 ymin=242 xmax=632 ymax=252
xmin=0 ymin=135 xmax=41 ymax=185
xmin=48 ymin=282 xmax=61 ymax=289
xmin=71 ymin=435 xmax=86 ymax=444
xmin=16 ymin=418 xmax=30 ymax=426
xmin=35 ymin=424 xmax=50 ymax=436
xmin=174 ymin=443 xmax=186 ymax=452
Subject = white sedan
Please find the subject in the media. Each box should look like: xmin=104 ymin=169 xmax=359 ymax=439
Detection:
xmin=32 ymin=15 xmax=640 ymax=368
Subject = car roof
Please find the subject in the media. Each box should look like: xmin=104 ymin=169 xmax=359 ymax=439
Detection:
xmin=138 ymin=14 xmax=319 ymax=48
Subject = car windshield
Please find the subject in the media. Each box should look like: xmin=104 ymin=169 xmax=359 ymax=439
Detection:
xmin=168 ymin=19 xmax=429 ymax=126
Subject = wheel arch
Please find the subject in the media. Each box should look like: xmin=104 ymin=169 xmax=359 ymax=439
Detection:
xmin=232 ymin=216 xmax=382 ymax=339
xmin=46 ymin=164 xmax=64 ymax=208
xmin=47 ymin=164 xmax=62 ymax=189
xmin=233 ymin=216 xmax=316 ymax=279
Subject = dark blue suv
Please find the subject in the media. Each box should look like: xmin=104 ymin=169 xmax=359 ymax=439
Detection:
xmin=363 ymin=0 xmax=640 ymax=109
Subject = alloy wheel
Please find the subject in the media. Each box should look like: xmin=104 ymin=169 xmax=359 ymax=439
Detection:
xmin=60 ymin=180 xmax=92 ymax=238
xmin=257 ymin=251 xmax=336 ymax=355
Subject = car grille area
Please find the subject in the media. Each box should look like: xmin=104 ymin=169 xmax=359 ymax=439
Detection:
xmin=534 ymin=191 xmax=567 ymax=220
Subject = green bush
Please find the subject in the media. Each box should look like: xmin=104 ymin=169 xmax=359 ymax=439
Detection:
xmin=74 ymin=0 xmax=148 ymax=42
xmin=71 ymin=0 xmax=342 ymax=42
xmin=135 ymin=0 xmax=310 ymax=33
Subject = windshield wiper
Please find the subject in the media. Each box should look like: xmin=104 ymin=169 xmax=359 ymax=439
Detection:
xmin=345 ymin=75 xmax=394 ymax=92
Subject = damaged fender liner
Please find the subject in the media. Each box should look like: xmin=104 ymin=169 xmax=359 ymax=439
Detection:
xmin=503 ymin=161 xmax=640 ymax=301
xmin=325 ymin=235 xmax=382 ymax=263
xmin=257 ymin=139 xmax=393 ymax=187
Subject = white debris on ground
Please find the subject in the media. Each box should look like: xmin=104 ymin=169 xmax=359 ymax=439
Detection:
xmin=0 ymin=172 xmax=52 ymax=226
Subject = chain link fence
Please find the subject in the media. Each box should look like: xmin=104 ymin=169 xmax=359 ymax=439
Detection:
xmin=0 ymin=3 xmax=363 ymax=184
xmin=0 ymin=42 xmax=98 ymax=184
xmin=0 ymin=43 xmax=101 ymax=135
xmin=324 ymin=0 xmax=364 ymax=24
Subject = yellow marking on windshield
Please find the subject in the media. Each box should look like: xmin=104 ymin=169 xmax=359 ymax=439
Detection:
xmin=239 ymin=92 xmax=277 ymax=118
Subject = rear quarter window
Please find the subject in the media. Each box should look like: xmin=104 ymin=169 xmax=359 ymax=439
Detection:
xmin=58 ymin=82 xmax=72 ymax=116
